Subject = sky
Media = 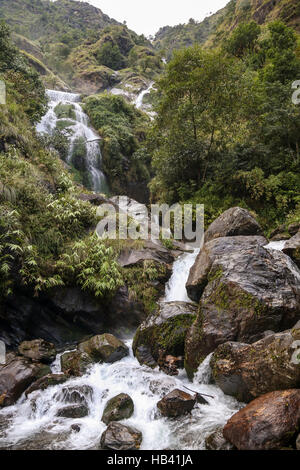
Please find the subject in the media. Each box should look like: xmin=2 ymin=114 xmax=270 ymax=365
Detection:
xmin=79 ymin=0 xmax=230 ymax=37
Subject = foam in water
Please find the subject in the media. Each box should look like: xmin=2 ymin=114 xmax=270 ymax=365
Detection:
xmin=165 ymin=249 xmax=200 ymax=302
xmin=37 ymin=90 xmax=108 ymax=193
xmin=0 ymin=342 xmax=241 ymax=450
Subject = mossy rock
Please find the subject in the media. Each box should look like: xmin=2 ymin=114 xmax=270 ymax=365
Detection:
xmin=60 ymin=350 xmax=93 ymax=377
xmin=56 ymin=119 xmax=76 ymax=131
xmin=102 ymin=393 xmax=134 ymax=424
xmin=78 ymin=333 xmax=129 ymax=364
xmin=132 ymin=301 xmax=197 ymax=366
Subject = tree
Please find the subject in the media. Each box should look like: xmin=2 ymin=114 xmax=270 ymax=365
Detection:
xmin=96 ymin=42 xmax=124 ymax=70
xmin=225 ymin=21 xmax=261 ymax=58
xmin=149 ymin=46 xmax=250 ymax=202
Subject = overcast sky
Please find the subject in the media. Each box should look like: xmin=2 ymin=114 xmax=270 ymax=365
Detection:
xmin=79 ymin=0 xmax=230 ymax=36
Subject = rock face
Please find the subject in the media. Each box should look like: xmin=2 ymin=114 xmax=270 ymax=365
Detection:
xmin=18 ymin=339 xmax=56 ymax=364
xmin=118 ymin=240 xmax=174 ymax=268
xmin=78 ymin=334 xmax=129 ymax=363
xmin=133 ymin=302 xmax=197 ymax=367
xmin=100 ymin=422 xmax=142 ymax=450
xmin=25 ymin=374 xmax=68 ymax=397
xmin=223 ymin=390 xmax=300 ymax=450
xmin=205 ymin=428 xmax=234 ymax=450
xmin=211 ymin=326 xmax=300 ymax=402
xmin=204 ymin=207 xmax=263 ymax=244
xmin=56 ymin=404 xmax=88 ymax=419
xmin=185 ymin=235 xmax=300 ymax=377
xmin=283 ymin=231 xmax=300 ymax=268
xmin=102 ymin=393 xmax=134 ymax=425
xmin=60 ymin=350 xmax=93 ymax=377
xmin=0 ymin=285 xmax=146 ymax=349
xmin=157 ymin=389 xmax=196 ymax=417
xmin=0 ymin=354 xmax=50 ymax=407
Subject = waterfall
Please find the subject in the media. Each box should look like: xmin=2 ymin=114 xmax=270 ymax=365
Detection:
xmin=135 ymin=82 xmax=154 ymax=110
xmin=37 ymin=90 xmax=108 ymax=194
xmin=164 ymin=249 xmax=200 ymax=302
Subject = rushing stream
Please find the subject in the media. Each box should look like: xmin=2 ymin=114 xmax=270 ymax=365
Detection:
xmin=37 ymin=90 xmax=108 ymax=193
xmin=0 ymin=246 xmax=243 ymax=450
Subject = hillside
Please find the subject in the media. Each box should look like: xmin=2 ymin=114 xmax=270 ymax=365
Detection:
xmin=0 ymin=0 xmax=162 ymax=93
xmin=154 ymin=0 xmax=300 ymax=54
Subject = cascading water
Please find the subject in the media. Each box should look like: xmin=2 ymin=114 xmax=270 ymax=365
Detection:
xmin=164 ymin=249 xmax=200 ymax=302
xmin=0 ymin=242 xmax=242 ymax=450
xmin=37 ymin=90 xmax=108 ymax=193
xmin=135 ymin=82 xmax=154 ymax=110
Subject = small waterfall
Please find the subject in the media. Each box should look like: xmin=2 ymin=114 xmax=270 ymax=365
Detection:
xmin=165 ymin=249 xmax=200 ymax=302
xmin=37 ymin=90 xmax=108 ymax=193
xmin=264 ymin=240 xmax=287 ymax=251
xmin=135 ymin=82 xmax=154 ymax=110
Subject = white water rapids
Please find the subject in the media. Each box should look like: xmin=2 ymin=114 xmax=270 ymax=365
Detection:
xmin=0 ymin=246 xmax=242 ymax=450
xmin=37 ymin=90 xmax=108 ymax=193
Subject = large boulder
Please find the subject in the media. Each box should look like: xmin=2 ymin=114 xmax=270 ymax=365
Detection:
xmin=78 ymin=334 xmax=129 ymax=363
xmin=204 ymin=207 xmax=263 ymax=244
xmin=133 ymin=302 xmax=197 ymax=367
xmin=211 ymin=325 xmax=300 ymax=402
xmin=102 ymin=393 xmax=134 ymax=425
xmin=157 ymin=389 xmax=196 ymax=417
xmin=100 ymin=422 xmax=142 ymax=450
xmin=60 ymin=350 xmax=93 ymax=377
xmin=25 ymin=373 xmax=68 ymax=397
xmin=0 ymin=354 xmax=50 ymax=407
xmin=18 ymin=339 xmax=56 ymax=364
xmin=118 ymin=240 xmax=174 ymax=268
xmin=223 ymin=390 xmax=300 ymax=450
xmin=185 ymin=236 xmax=300 ymax=378
xmin=283 ymin=231 xmax=300 ymax=268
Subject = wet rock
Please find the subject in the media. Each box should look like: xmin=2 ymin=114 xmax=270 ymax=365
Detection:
xmin=57 ymin=404 xmax=89 ymax=419
xmin=211 ymin=326 xmax=300 ymax=402
xmin=223 ymin=389 xmax=300 ymax=450
xmin=0 ymin=285 xmax=146 ymax=350
xmin=185 ymin=235 xmax=300 ymax=378
xmin=205 ymin=427 xmax=234 ymax=450
xmin=157 ymin=389 xmax=196 ymax=417
xmin=60 ymin=350 xmax=93 ymax=377
xmin=71 ymin=424 xmax=81 ymax=433
xmin=283 ymin=231 xmax=300 ymax=268
xmin=18 ymin=339 xmax=56 ymax=364
xmin=100 ymin=422 xmax=142 ymax=450
xmin=134 ymin=345 xmax=157 ymax=369
xmin=78 ymin=334 xmax=129 ymax=363
xmin=288 ymin=222 xmax=300 ymax=237
xmin=157 ymin=351 xmax=183 ymax=376
xmin=102 ymin=393 xmax=134 ymax=424
xmin=270 ymin=233 xmax=291 ymax=241
xmin=60 ymin=385 xmax=93 ymax=404
xmin=133 ymin=302 xmax=197 ymax=367
xmin=25 ymin=373 xmax=68 ymax=397
xmin=0 ymin=353 xmax=50 ymax=407
xmin=204 ymin=207 xmax=263 ymax=244
xmin=1 ymin=430 xmax=70 ymax=450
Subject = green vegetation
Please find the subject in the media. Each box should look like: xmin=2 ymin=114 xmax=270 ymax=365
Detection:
xmin=148 ymin=21 xmax=300 ymax=230
xmin=84 ymin=93 xmax=151 ymax=197
xmin=0 ymin=23 xmax=123 ymax=300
